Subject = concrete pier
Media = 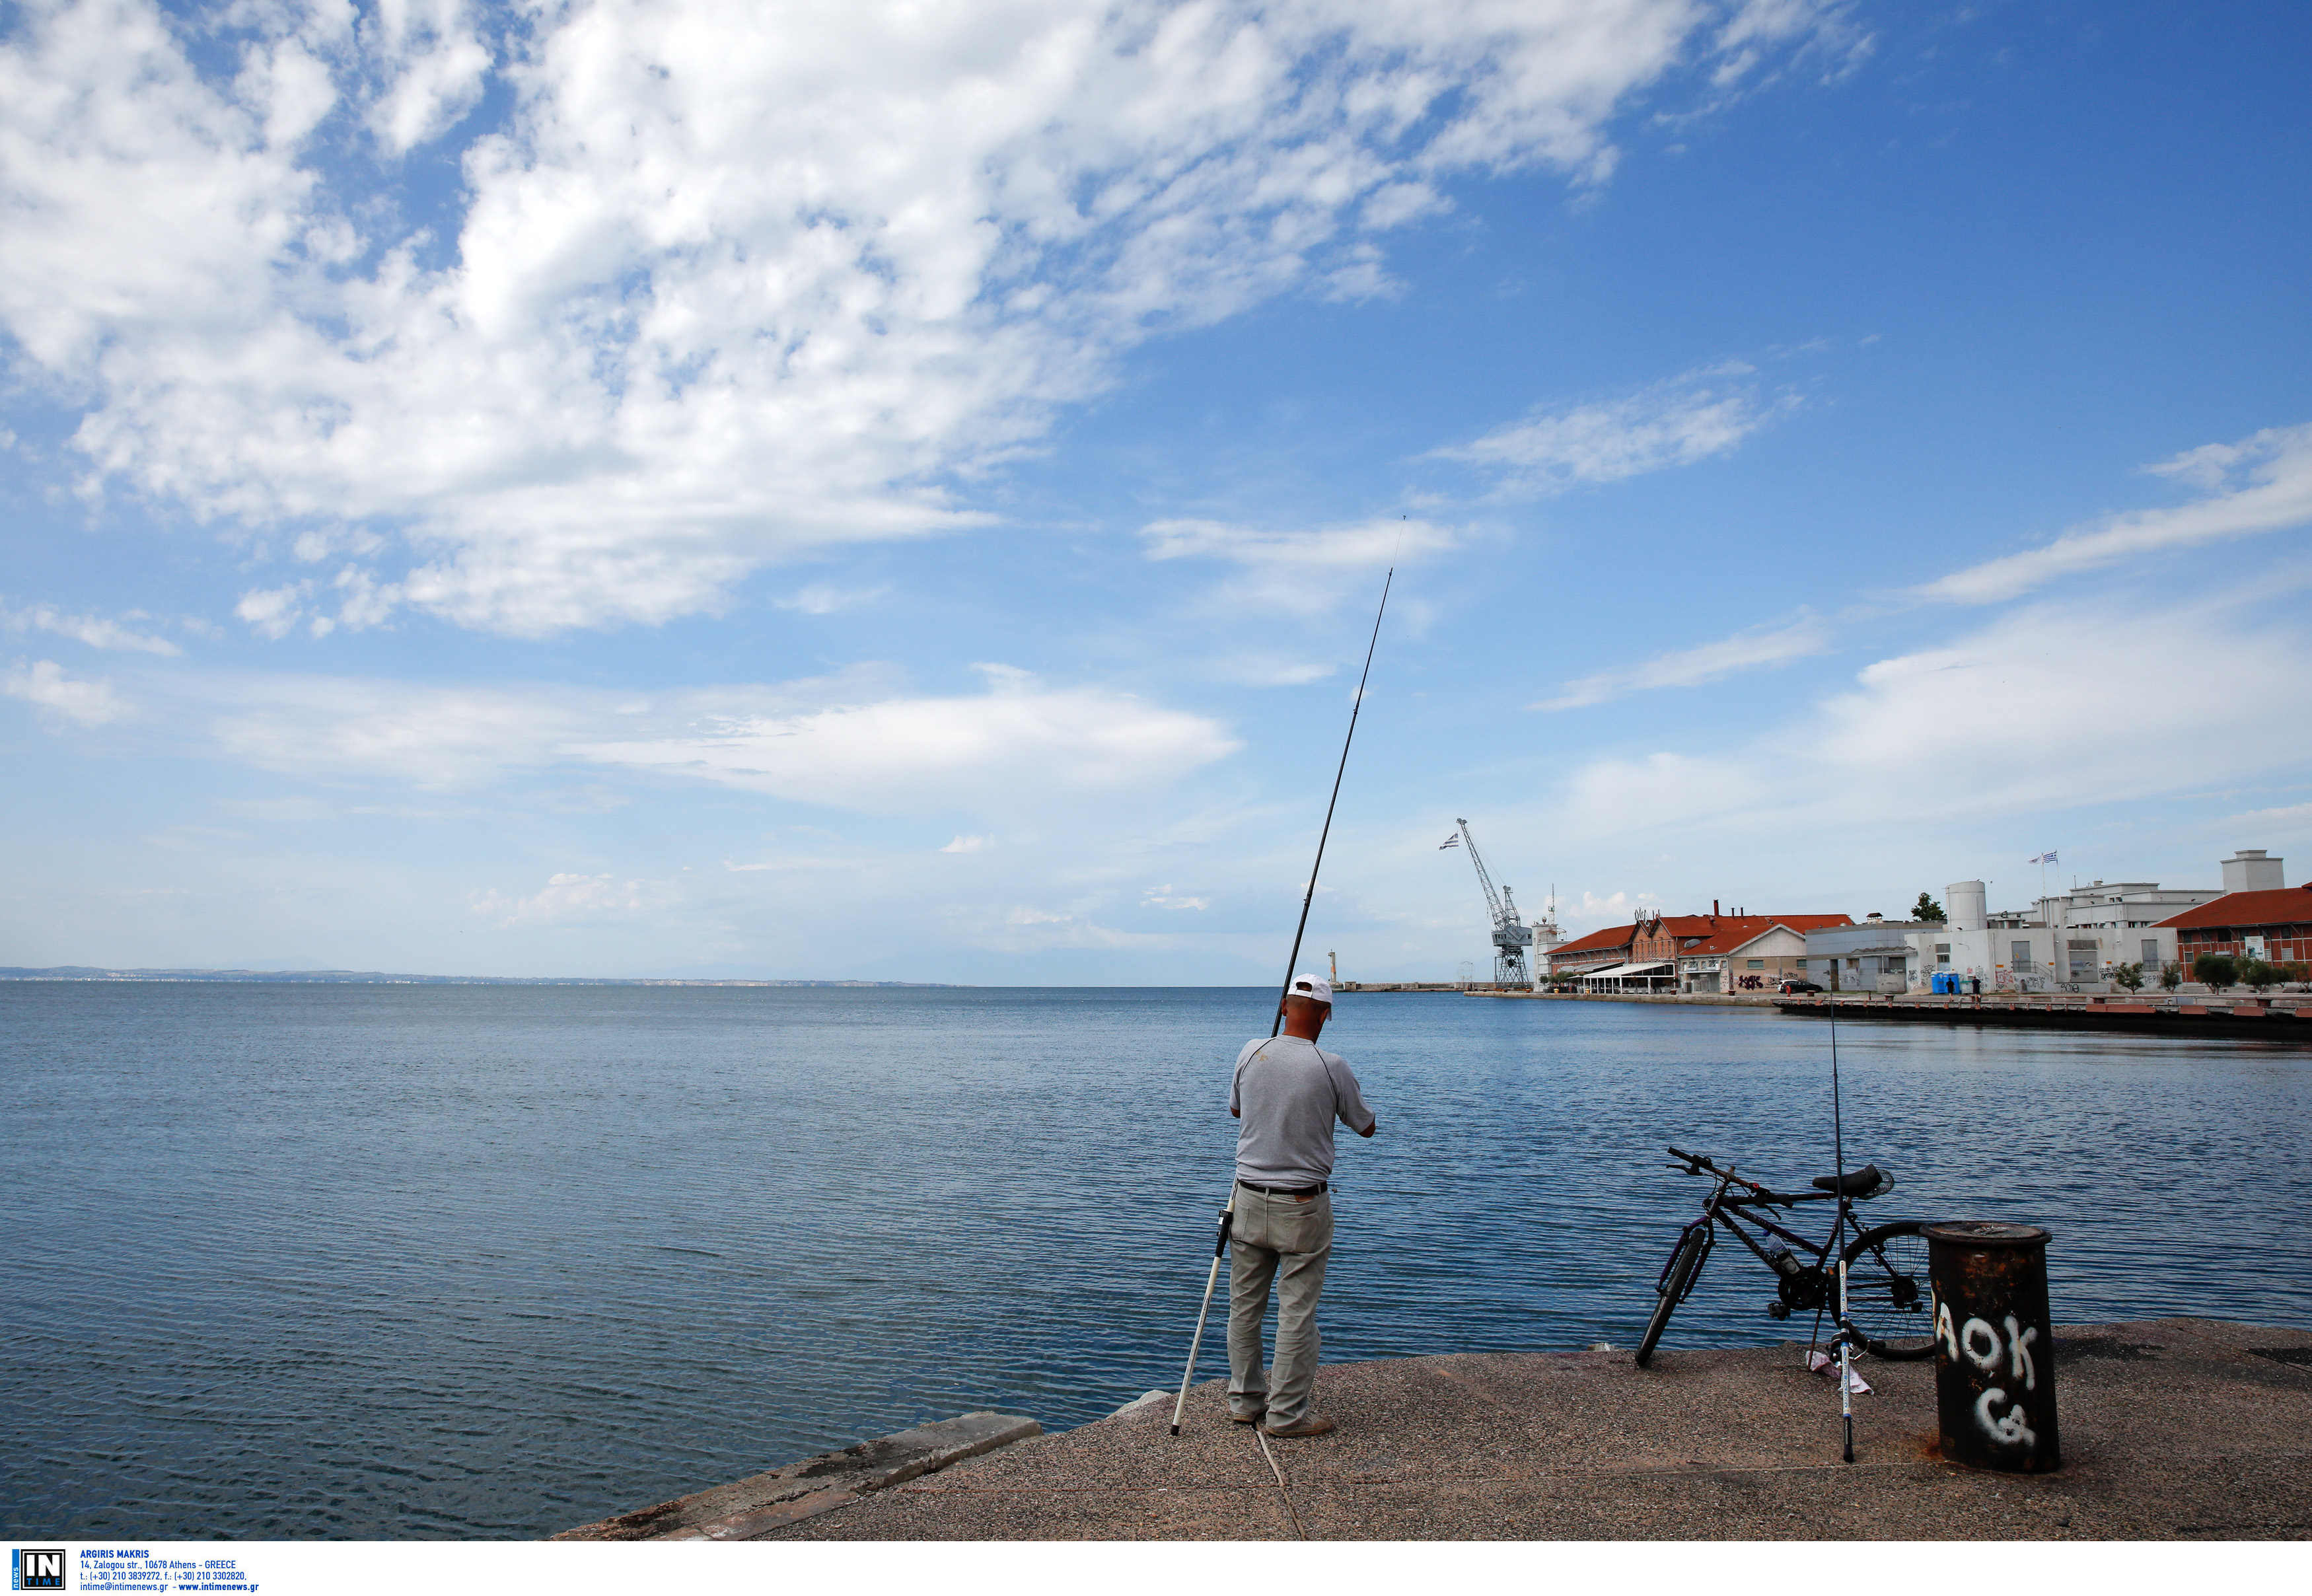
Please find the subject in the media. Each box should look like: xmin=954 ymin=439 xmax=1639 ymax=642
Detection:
xmin=565 ymin=1318 xmax=2311 ymax=1541
xmin=1774 ymin=993 xmax=2311 ymax=1038
xmin=554 ymin=1412 xmax=1042 ymax=1541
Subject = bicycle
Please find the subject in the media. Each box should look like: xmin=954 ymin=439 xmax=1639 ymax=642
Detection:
xmin=1634 ymin=1144 xmax=1934 ymax=1367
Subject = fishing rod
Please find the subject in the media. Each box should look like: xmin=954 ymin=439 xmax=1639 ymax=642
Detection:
xmin=1169 ymin=563 xmax=1395 ymax=1437
xmin=1832 ymin=998 xmax=1854 ymax=1463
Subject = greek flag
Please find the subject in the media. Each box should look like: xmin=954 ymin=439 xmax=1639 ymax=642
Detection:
xmin=2028 ymin=850 xmax=2058 ymax=864
xmin=1439 ymin=833 xmax=1461 ymax=849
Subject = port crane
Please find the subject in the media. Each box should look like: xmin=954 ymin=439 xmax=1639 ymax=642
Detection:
xmin=1443 ymin=818 xmax=1533 ymax=986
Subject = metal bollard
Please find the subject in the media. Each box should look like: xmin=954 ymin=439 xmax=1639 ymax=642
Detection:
xmin=1924 ymin=1221 xmax=2060 ymax=1472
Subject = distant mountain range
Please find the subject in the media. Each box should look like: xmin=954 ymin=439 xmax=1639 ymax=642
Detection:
xmin=0 ymin=966 xmax=951 ymax=987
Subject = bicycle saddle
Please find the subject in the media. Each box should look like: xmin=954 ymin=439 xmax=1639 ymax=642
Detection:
xmin=1811 ymin=1164 xmax=1885 ymax=1196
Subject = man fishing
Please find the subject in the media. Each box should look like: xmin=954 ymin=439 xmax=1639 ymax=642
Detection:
xmin=1167 ymin=563 xmax=1394 ymax=1441
xmin=1225 ymin=972 xmax=1377 ymax=1439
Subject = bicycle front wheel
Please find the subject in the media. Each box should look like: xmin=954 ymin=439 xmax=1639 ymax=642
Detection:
xmin=1636 ymin=1227 xmax=1708 ymax=1368
xmin=1840 ymin=1221 xmax=1935 ymax=1360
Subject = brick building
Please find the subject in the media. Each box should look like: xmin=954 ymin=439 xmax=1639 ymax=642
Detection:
xmin=1545 ymin=923 xmax=1634 ymax=978
xmin=1550 ymin=909 xmax=1853 ymax=992
xmin=2155 ymin=885 xmax=2312 ymax=970
xmin=1675 ymin=914 xmax=1856 ymax=994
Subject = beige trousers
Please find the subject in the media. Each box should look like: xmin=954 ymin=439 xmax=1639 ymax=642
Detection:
xmin=1226 ymin=1182 xmax=1334 ymax=1426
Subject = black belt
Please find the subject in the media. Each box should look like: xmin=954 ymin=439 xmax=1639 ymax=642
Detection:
xmin=1239 ymin=1180 xmax=1326 ymax=1196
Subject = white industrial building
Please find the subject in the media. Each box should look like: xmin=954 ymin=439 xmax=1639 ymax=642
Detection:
xmin=1879 ymin=854 xmax=2266 ymax=993
xmin=1802 ymin=916 xmax=1938 ymax=994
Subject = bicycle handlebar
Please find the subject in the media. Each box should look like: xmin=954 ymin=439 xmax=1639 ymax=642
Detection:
xmin=1663 ymin=1144 xmax=1791 ymax=1204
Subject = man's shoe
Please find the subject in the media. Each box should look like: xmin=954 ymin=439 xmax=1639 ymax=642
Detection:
xmin=1260 ymin=1415 xmax=1335 ymax=1438
xmin=1229 ymin=1409 xmax=1267 ymax=1425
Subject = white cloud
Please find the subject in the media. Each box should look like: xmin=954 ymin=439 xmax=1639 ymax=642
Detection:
xmin=2215 ymin=799 xmax=2312 ymax=836
xmin=1141 ymin=515 xmax=1455 ymax=612
xmin=1533 ymin=614 xmax=1830 ymax=709
xmin=331 ymin=567 xmax=403 ymax=630
xmin=574 ymin=666 xmax=1240 ymax=813
xmin=776 ymin=583 xmax=890 ymax=615
xmin=190 ymin=662 xmax=1237 ymax=811
xmin=365 ymin=0 xmax=492 ymax=154
xmin=940 ymin=834 xmax=992 ymax=853
xmin=993 ymin=904 xmax=1173 ymax=950
xmin=235 ymin=583 xmax=311 ymax=640
xmin=5 ymin=602 xmax=181 ymax=655
xmin=214 ymin=796 xmax=334 ymax=821
xmin=1916 ymin=422 xmax=2312 ymax=605
xmin=1435 ymin=360 xmax=1799 ymax=496
xmin=1208 ymin=657 xmax=1339 ymax=687
xmin=1143 ymin=515 xmax=1456 ymax=569
xmin=4 ymin=658 xmax=131 ymax=725
xmin=0 ymin=0 xmax=1848 ymax=635
xmin=1550 ymin=888 xmax=1667 ymax=934
xmin=1143 ymin=885 xmax=1210 ymax=909
xmin=1552 ymin=598 xmax=2312 ymax=842
xmin=469 ymin=871 xmax=659 ymax=927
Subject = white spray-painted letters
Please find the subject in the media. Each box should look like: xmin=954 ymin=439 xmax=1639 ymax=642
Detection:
xmin=1935 ymin=1298 xmax=2046 ymax=1445
xmin=1974 ymin=1386 xmax=2038 ymax=1447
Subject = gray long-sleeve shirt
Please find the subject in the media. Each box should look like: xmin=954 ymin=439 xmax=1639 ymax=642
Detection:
xmin=1229 ymin=1034 xmax=1375 ymax=1188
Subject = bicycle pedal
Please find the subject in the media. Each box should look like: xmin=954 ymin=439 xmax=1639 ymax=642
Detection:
xmin=1766 ymin=1301 xmax=1791 ymax=1320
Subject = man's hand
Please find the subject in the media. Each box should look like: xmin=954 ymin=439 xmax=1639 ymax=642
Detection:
xmin=1358 ymin=1118 xmax=1377 ymax=1139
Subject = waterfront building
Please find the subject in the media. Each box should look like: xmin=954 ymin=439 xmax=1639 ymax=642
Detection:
xmin=1548 ymin=907 xmax=1852 ymax=993
xmin=2154 ymin=859 xmax=2308 ymax=970
xmin=1895 ymin=852 xmax=2263 ymax=992
xmin=1806 ymin=915 xmax=1941 ymax=994
xmin=1544 ymin=922 xmax=1635 ymax=980
xmin=1674 ymin=914 xmax=1854 ymax=994
xmin=2025 ymin=877 xmax=2226 ymax=958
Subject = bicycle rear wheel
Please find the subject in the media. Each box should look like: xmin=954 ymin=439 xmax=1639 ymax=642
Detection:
xmin=1636 ymin=1226 xmax=1709 ymax=1367
xmin=1839 ymin=1221 xmax=1934 ymax=1360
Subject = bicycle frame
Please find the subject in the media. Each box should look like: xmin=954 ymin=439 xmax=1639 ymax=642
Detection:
xmin=1655 ymin=1153 xmax=1872 ymax=1306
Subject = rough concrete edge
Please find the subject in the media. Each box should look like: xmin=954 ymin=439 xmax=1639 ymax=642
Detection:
xmin=1108 ymin=1389 xmax=1173 ymax=1420
xmin=552 ymin=1410 xmax=1043 ymax=1541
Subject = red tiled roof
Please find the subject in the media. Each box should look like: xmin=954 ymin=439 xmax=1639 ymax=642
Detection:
xmin=1663 ymin=914 xmax=1855 ymax=958
xmin=1550 ymin=924 xmax=1634 ymax=956
xmin=1679 ymin=924 xmax=1790 ymax=957
xmin=2153 ymin=886 xmax=2312 ymax=930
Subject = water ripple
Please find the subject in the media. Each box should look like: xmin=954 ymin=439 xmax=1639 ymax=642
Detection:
xmin=3 ymin=984 xmax=2305 ymax=1538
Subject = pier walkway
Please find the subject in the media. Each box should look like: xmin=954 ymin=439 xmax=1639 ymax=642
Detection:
xmin=564 ymin=1317 xmax=2311 ymax=1541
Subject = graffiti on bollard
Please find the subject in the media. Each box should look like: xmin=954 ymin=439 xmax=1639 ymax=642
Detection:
xmin=1924 ymin=1221 xmax=2060 ymax=1472
xmin=1937 ymin=1304 xmax=2041 ymax=1447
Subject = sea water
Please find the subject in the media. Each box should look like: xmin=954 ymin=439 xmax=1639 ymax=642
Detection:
xmin=4 ymin=982 xmax=2307 ymax=1538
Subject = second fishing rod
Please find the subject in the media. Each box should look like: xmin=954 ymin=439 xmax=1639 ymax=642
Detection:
xmin=1169 ymin=563 xmax=1394 ymax=1437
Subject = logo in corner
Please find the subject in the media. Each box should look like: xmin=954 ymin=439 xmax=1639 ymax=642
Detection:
xmin=13 ymin=1549 xmax=67 ymax=1591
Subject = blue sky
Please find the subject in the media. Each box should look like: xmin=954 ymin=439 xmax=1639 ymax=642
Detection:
xmin=3 ymin=0 xmax=2307 ymax=981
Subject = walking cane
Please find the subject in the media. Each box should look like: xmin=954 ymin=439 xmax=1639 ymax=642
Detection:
xmin=1169 ymin=564 xmax=1394 ymax=1437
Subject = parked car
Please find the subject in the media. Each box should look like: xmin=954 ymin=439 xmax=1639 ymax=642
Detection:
xmin=1777 ymin=979 xmax=1824 ymax=994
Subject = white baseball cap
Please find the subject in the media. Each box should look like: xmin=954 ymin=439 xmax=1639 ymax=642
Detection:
xmin=1288 ymin=972 xmax=1333 ymax=1005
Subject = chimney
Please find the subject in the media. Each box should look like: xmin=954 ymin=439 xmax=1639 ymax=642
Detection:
xmin=1713 ymin=899 xmax=1720 ymax=916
